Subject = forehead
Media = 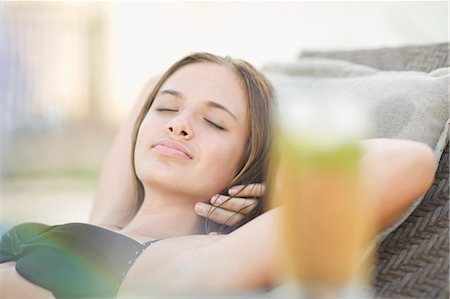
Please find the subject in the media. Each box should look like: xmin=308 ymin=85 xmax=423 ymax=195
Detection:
xmin=160 ymin=62 xmax=249 ymax=118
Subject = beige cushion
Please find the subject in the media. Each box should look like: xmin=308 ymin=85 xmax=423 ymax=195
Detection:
xmin=264 ymin=58 xmax=449 ymax=242
xmin=264 ymin=58 xmax=448 ymax=151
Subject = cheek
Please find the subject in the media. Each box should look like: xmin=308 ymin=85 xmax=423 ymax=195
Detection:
xmin=200 ymin=133 xmax=247 ymax=182
xmin=134 ymin=117 xmax=163 ymax=166
xmin=136 ymin=116 xmax=163 ymax=146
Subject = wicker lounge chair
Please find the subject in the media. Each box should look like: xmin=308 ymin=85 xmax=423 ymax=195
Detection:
xmin=301 ymin=43 xmax=449 ymax=299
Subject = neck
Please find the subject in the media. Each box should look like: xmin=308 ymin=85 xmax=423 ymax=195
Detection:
xmin=122 ymin=187 xmax=205 ymax=239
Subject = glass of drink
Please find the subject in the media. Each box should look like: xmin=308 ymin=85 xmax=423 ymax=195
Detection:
xmin=271 ymin=92 xmax=375 ymax=298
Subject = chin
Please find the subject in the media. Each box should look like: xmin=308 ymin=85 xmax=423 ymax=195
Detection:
xmin=140 ymin=175 xmax=217 ymax=201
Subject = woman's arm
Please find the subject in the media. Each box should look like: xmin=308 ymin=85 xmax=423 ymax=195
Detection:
xmin=358 ymin=138 xmax=435 ymax=231
xmin=199 ymin=136 xmax=436 ymax=289
xmin=89 ymin=75 xmax=160 ymax=229
xmin=118 ymin=138 xmax=435 ymax=296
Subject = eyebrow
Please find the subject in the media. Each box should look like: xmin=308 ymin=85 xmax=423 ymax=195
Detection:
xmin=158 ymin=89 xmax=181 ymax=97
xmin=158 ymin=89 xmax=238 ymax=121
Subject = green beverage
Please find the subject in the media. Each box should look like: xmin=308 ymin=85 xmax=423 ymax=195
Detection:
xmin=272 ymin=94 xmax=375 ymax=297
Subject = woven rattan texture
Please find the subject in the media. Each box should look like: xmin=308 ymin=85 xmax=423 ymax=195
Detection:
xmin=373 ymin=144 xmax=449 ymax=299
xmin=301 ymin=43 xmax=449 ymax=298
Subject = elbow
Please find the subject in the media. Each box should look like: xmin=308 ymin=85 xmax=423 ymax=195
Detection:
xmin=372 ymin=140 xmax=437 ymax=231
xmin=413 ymin=142 xmax=435 ymax=194
xmin=399 ymin=141 xmax=435 ymax=203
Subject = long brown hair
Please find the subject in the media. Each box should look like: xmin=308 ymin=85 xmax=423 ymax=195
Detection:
xmin=131 ymin=52 xmax=275 ymax=233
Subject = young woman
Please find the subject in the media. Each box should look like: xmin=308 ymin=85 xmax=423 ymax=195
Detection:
xmin=0 ymin=53 xmax=436 ymax=298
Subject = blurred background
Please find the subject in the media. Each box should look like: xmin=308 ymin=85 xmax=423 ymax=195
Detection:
xmin=1 ymin=1 xmax=447 ymax=230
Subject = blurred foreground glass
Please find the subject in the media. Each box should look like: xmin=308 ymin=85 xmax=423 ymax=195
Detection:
xmin=271 ymin=93 xmax=375 ymax=298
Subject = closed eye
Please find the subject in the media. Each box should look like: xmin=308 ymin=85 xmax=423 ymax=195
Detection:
xmin=156 ymin=108 xmax=178 ymax=112
xmin=204 ymin=118 xmax=225 ymax=131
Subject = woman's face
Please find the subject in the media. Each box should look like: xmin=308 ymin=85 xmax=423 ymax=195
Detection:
xmin=135 ymin=62 xmax=250 ymax=201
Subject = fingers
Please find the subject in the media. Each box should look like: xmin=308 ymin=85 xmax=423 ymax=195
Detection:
xmin=195 ymin=202 xmax=244 ymax=227
xmin=228 ymin=183 xmax=265 ymax=197
xmin=193 ymin=183 xmax=265 ymax=227
xmin=210 ymin=194 xmax=258 ymax=215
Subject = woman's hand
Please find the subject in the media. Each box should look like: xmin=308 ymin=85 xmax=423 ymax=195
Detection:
xmin=194 ymin=183 xmax=265 ymax=228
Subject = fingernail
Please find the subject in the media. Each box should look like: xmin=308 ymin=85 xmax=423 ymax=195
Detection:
xmin=228 ymin=187 xmax=237 ymax=195
xmin=195 ymin=203 xmax=206 ymax=215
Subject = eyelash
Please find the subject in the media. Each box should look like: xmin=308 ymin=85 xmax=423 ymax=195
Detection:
xmin=155 ymin=108 xmax=225 ymax=131
xmin=204 ymin=118 xmax=225 ymax=131
xmin=156 ymin=108 xmax=178 ymax=112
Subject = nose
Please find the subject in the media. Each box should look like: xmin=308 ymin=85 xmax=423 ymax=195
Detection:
xmin=166 ymin=115 xmax=193 ymax=140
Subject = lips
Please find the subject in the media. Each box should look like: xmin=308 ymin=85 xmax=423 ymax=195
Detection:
xmin=152 ymin=138 xmax=193 ymax=160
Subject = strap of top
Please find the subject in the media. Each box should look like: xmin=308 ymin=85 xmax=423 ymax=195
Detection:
xmin=142 ymin=239 xmax=160 ymax=248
